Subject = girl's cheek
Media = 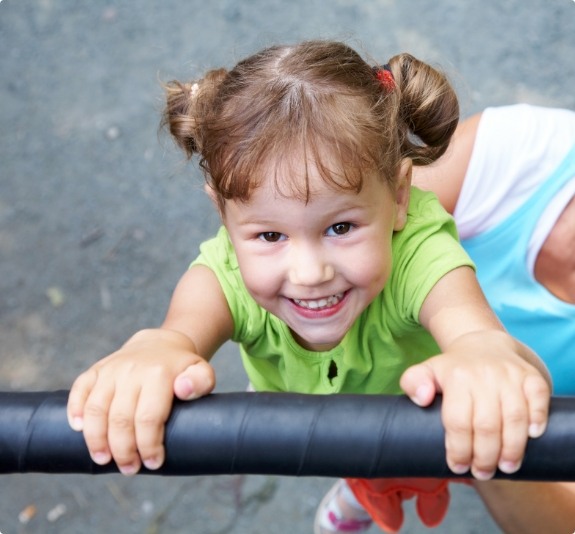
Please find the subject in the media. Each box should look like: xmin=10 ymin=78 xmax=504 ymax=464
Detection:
xmin=241 ymin=265 xmax=277 ymax=297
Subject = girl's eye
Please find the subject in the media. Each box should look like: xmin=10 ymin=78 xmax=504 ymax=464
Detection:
xmin=327 ymin=222 xmax=352 ymax=236
xmin=258 ymin=232 xmax=285 ymax=242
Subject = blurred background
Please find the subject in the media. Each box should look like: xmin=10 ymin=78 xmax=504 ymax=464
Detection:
xmin=1 ymin=1 xmax=574 ymax=532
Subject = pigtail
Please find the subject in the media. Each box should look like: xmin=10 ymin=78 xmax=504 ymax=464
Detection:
xmin=387 ymin=54 xmax=459 ymax=165
xmin=161 ymin=68 xmax=228 ymax=158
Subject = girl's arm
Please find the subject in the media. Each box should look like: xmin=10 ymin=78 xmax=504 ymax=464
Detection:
xmin=412 ymin=112 xmax=482 ymax=213
xmin=400 ymin=266 xmax=551 ymax=480
xmin=162 ymin=264 xmax=235 ymax=364
xmin=67 ymin=264 xmax=234 ymax=475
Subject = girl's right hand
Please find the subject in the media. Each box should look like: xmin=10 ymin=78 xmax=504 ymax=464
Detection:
xmin=66 ymin=328 xmax=216 ymax=475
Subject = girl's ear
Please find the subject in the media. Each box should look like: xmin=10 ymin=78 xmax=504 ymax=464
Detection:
xmin=393 ymin=158 xmax=412 ymax=231
xmin=204 ymin=183 xmax=224 ymax=219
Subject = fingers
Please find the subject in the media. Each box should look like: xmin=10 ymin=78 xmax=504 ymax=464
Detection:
xmin=68 ymin=367 xmax=116 ymax=466
xmin=441 ymin=377 xmax=531 ymax=480
xmin=495 ymin=388 xmax=528 ymax=476
xmin=67 ymin=368 xmax=98 ymax=432
xmin=412 ymin=355 xmax=551 ymax=482
xmin=467 ymin=387 xmax=506 ymax=480
xmin=74 ymin=376 xmax=174 ymax=475
xmin=173 ymin=360 xmax=216 ymax=400
xmin=524 ymin=374 xmax=550 ymax=438
xmin=399 ymin=363 xmax=438 ymax=407
xmin=103 ymin=360 xmax=216 ymax=474
xmin=81 ymin=377 xmax=116 ymax=468
xmin=66 ymin=346 xmax=216 ymax=477
xmin=107 ymin=381 xmax=172 ymax=474
xmin=440 ymin=385 xmax=473 ymax=477
xmin=105 ymin=384 xmax=143 ymax=475
xmin=466 ymin=372 xmax=550 ymax=479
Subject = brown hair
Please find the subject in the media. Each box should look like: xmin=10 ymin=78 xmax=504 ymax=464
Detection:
xmin=161 ymin=40 xmax=458 ymax=210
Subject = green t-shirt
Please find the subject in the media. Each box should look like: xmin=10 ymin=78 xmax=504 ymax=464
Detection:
xmin=192 ymin=188 xmax=474 ymax=395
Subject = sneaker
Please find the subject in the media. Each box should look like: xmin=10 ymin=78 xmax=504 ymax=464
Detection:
xmin=314 ymin=479 xmax=373 ymax=533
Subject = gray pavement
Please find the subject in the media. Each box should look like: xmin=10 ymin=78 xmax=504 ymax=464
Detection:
xmin=1 ymin=1 xmax=574 ymax=532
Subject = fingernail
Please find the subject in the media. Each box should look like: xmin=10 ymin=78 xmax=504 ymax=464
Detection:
xmin=413 ymin=385 xmax=431 ymax=406
xmin=450 ymin=463 xmax=470 ymax=475
xmin=499 ymin=460 xmax=521 ymax=474
xmin=177 ymin=377 xmax=196 ymax=400
xmin=92 ymin=452 xmax=111 ymax=465
xmin=70 ymin=416 xmax=83 ymax=431
xmin=143 ymin=457 xmax=162 ymax=471
xmin=529 ymin=423 xmax=545 ymax=438
xmin=119 ymin=463 xmax=139 ymax=476
xmin=473 ymin=469 xmax=495 ymax=481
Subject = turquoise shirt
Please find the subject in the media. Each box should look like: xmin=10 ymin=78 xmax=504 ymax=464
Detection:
xmin=462 ymin=146 xmax=575 ymax=394
xmin=193 ymin=188 xmax=474 ymax=395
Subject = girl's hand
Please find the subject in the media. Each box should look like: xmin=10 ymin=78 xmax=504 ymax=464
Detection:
xmin=400 ymin=330 xmax=550 ymax=480
xmin=67 ymin=328 xmax=215 ymax=475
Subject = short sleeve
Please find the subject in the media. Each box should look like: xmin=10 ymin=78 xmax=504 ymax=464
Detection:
xmin=390 ymin=188 xmax=475 ymax=324
xmin=191 ymin=227 xmax=266 ymax=343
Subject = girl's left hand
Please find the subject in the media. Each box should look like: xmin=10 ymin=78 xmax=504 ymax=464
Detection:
xmin=400 ymin=330 xmax=551 ymax=480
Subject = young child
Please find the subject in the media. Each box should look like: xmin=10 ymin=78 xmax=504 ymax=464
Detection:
xmin=66 ymin=41 xmax=551 ymax=533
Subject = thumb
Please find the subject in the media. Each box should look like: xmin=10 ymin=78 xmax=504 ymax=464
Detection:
xmin=173 ymin=360 xmax=216 ymax=401
xmin=400 ymin=362 xmax=440 ymax=407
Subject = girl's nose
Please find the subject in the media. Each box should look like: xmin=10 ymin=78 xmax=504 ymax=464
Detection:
xmin=288 ymin=244 xmax=335 ymax=286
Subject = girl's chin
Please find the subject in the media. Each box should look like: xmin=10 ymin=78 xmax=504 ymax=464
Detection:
xmin=293 ymin=336 xmax=341 ymax=352
xmin=289 ymin=325 xmax=349 ymax=352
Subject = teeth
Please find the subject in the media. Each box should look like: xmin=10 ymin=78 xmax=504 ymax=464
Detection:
xmin=293 ymin=292 xmax=344 ymax=310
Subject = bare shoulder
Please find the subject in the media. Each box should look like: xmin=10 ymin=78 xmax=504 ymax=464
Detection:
xmin=413 ymin=112 xmax=483 ymax=213
xmin=162 ymin=265 xmax=234 ymax=358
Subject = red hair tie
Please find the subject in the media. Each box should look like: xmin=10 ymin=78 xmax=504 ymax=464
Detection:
xmin=374 ymin=64 xmax=395 ymax=92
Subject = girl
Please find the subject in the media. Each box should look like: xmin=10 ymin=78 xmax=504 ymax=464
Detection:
xmin=67 ymin=41 xmax=551 ymax=533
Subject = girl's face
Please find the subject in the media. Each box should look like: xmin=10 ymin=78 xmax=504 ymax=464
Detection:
xmin=223 ymin=160 xmax=411 ymax=352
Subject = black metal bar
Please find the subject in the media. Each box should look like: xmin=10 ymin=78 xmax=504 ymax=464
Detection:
xmin=1 ymin=391 xmax=574 ymax=480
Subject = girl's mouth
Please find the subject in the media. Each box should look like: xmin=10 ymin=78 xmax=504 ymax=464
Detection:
xmin=291 ymin=292 xmax=345 ymax=311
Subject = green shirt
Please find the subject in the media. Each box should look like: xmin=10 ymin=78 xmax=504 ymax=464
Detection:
xmin=192 ymin=188 xmax=474 ymax=395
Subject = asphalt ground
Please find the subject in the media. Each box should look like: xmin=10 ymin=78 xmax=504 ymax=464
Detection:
xmin=1 ymin=1 xmax=574 ymax=532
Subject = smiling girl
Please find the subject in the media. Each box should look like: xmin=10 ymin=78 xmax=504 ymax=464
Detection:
xmin=67 ymin=41 xmax=551 ymax=533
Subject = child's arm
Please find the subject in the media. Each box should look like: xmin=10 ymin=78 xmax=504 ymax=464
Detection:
xmin=400 ymin=266 xmax=551 ymax=480
xmin=66 ymin=264 xmax=234 ymax=475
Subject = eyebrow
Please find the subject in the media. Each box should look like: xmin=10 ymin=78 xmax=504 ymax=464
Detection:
xmin=231 ymin=199 xmax=371 ymax=227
